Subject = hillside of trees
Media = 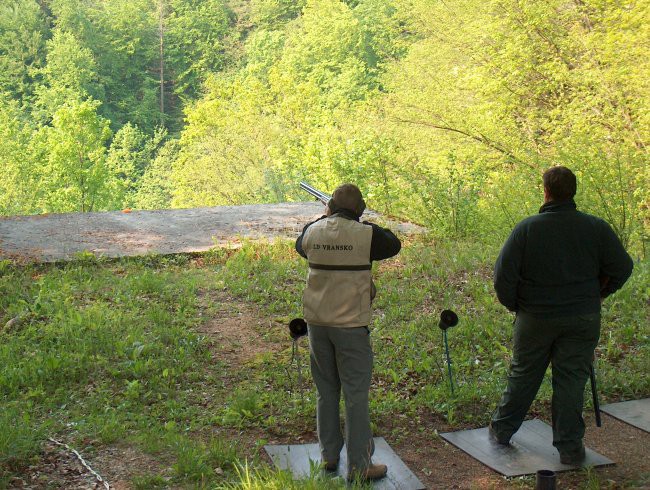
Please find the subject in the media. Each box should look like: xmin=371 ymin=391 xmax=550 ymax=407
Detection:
xmin=1 ymin=0 xmax=647 ymax=250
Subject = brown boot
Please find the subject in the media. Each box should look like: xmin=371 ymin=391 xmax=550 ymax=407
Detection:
xmin=348 ymin=463 xmax=388 ymax=481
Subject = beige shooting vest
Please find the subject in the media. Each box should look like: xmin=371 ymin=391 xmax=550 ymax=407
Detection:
xmin=302 ymin=215 xmax=373 ymax=327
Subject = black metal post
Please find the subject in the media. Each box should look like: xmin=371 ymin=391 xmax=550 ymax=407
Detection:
xmin=590 ymin=363 xmax=602 ymax=427
xmin=535 ymin=470 xmax=557 ymax=490
xmin=443 ymin=329 xmax=454 ymax=394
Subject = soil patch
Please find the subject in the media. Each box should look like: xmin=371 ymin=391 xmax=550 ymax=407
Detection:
xmin=16 ymin=440 xmax=166 ymax=490
xmin=196 ymin=290 xmax=286 ymax=368
xmin=88 ymin=444 xmax=170 ymax=490
xmin=13 ymin=440 xmax=99 ymax=489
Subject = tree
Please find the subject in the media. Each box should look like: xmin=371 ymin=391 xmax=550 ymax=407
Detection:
xmin=42 ymin=99 xmax=113 ymax=213
xmin=171 ymin=75 xmax=283 ymax=207
xmin=106 ymin=124 xmax=167 ymax=207
xmin=270 ymin=0 xmax=375 ymax=109
xmin=133 ymin=138 xmax=179 ymax=210
xmin=172 ymin=0 xmax=408 ymax=209
xmin=250 ymin=0 xmax=306 ymax=27
xmin=86 ymin=0 xmax=160 ymax=131
xmin=0 ymin=0 xmax=48 ymax=106
xmin=165 ymin=0 xmax=232 ymax=100
xmin=34 ymin=29 xmax=104 ymax=119
xmin=382 ymin=0 xmax=648 ymax=242
xmin=48 ymin=0 xmax=160 ymax=131
xmin=0 ymin=96 xmax=44 ymax=215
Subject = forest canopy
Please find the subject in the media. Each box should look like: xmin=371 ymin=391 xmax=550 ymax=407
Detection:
xmin=0 ymin=0 xmax=648 ymax=250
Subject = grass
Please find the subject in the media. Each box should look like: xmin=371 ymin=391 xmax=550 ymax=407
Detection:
xmin=0 ymin=236 xmax=647 ymax=488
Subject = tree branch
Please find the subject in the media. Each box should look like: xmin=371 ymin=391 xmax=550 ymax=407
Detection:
xmin=392 ymin=115 xmax=535 ymax=169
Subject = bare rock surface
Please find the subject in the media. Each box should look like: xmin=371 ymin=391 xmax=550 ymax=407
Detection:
xmin=0 ymin=202 xmax=424 ymax=263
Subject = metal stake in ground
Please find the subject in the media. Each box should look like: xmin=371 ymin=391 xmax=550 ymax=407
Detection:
xmin=438 ymin=310 xmax=459 ymax=394
xmin=288 ymin=318 xmax=308 ymax=408
xmin=590 ymin=360 xmax=602 ymax=427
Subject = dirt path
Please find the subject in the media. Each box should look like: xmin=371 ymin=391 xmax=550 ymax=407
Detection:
xmin=195 ymin=291 xmax=285 ymax=368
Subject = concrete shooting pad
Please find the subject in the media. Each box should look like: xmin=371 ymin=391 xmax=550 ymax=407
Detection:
xmin=264 ymin=437 xmax=425 ymax=489
xmin=601 ymin=398 xmax=650 ymax=433
xmin=0 ymin=202 xmax=423 ymax=263
xmin=440 ymin=419 xmax=614 ymax=477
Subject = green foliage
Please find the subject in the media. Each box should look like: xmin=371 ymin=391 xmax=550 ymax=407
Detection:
xmin=226 ymin=461 xmax=360 ymax=489
xmin=250 ymin=0 xmax=306 ymax=27
xmin=273 ymin=0 xmax=376 ymax=106
xmin=0 ymin=96 xmax=43 ymax=215
xmin=171 ymin=0 xmax=648 ymax=250
xmin=221 ymin=388 xmax=268 ymax=427
xmin=106 ymin=124 xmax=167 ymax=207
xmin=0 ymin=0 xmax=238 ymax=216
xmin=0 ymin=256 xmax=211 ymax=480
xmin=42 ymin=99 xmax=113 ymax=212
xmin=132 ymin=473 xmax=168 ymax=489
xmin=34 ymin=29 xmax=104 ymax=118
xmin=244 ymin=30 xmax=286 ymax=80
xmin=171 ymin=75 xmax=284 ymax=207
xmin=382 ymin=0 xmax=648 ymax=243
xmin=0 ymin=0 xmax=48 ymax=106
xmin=132 ymin=138 xmax=179 ymax=209
xmin=218 ymin=240 xmax=303 ymax=313
xmin=0 ymin=405 xmax=43 ymax=477
xmin=165 ymin=0 xmax=232 ymax=99
xmin=85 ymin=0 xmax=160 ymax=131
xmin=174 ymin=0 xmax=406 ymax=209
xmin=352 ymin=0 xmax=408 ymax=63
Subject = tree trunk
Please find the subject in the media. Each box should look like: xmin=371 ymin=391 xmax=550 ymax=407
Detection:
xmin=159 ymin=0 xmax=165 ymax=127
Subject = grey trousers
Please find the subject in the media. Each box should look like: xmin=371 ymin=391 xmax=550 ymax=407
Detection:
xmin=491 ymin=311 xmax=600 ymax=453
xmin=308 ymin=324 xmax=374 ymax=471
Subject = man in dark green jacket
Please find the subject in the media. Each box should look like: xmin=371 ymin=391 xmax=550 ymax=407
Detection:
xmin=490 ymin=166 xmax=633 ymax=465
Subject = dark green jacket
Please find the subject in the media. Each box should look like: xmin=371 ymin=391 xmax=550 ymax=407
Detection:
xmin=494 ymin=200 xmax=633 ymax=317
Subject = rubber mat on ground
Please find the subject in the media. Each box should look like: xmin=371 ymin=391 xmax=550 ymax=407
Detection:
xmin=601 ymin=398 xmax=650 ymax=433
xmin=264 ymin=437 xmax=425 ymax=489
xmin=440 ymin=419 xmax=614 ymax=477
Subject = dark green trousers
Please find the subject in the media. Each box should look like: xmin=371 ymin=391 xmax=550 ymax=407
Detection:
xmin=491 ymin=311 xmax=600 ymax=453
xmin=308 ymin=325 xmax=374 ymax=471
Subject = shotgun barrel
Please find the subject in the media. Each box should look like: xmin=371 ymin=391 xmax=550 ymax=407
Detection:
xmin=300 ymin=182 xmax=331 ymax=205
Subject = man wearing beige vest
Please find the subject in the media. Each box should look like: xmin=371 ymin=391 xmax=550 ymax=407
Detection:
xmin=295 ymin=183 xmax=401 ymax=482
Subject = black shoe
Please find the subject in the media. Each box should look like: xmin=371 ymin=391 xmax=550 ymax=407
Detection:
xmin=560 ymin=446 xmax=586 ymax=465
xmin=322 ymin=457 xmax=339 ymax=471
xmin=488 ymin=423 xmax=511 ymax=446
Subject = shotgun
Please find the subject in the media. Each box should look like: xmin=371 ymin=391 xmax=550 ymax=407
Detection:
xmin=300 ymin=182 xmax=331 ymax=205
